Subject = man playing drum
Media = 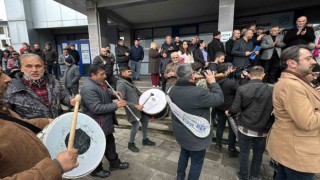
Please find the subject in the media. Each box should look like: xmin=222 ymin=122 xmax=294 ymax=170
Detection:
xmin=81 ymin=65 xmax=129 ymax=178
xmin=0 ymin=66 xmax=79 ymax=179
xmin=116 ymin=66 xmax=156 ymax=153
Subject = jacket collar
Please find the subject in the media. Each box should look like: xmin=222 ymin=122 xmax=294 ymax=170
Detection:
xmin=118 ymin=77 xmax=135 ymax=88
xmin=175 ymin=79 xmax=196 ymax=86
xmin=281 ymin=72 xmax=320 ymax=101
xmin=247 ymin=79 xmax=263 ymax=84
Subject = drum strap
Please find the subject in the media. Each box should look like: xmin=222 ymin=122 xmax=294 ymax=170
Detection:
xmin=0 ymin=114 xmax=41 ymax=134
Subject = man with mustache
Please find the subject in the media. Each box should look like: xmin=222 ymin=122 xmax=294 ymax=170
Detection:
xmin=0 ymin=66 xmax=79 ymax=179
xmin=6 ymin=54 xmax=76 ymax=119
xmin=266 ymin=45 xmax=320 ymax=180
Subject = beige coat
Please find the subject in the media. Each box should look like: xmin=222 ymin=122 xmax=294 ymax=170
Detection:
xmin=164 ymin=62 xmax=183 ymax=86
xmin=0 ymin=109 xmax=61 ymax=179
xmin=266 ymin=72 xmax=320 ymax=173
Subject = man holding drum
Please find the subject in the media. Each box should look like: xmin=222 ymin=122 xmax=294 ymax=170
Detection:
xmin=81 ymin=65 xmax=129 ymax=178
xmin=116 ymin=66 xmax=156 ymax=153
xmin=0 ymin=66 xmax=79 ymax=179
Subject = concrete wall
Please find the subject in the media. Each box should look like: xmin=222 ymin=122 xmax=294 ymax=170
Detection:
xmin=30 ymin=0 xmax=88 ymax=29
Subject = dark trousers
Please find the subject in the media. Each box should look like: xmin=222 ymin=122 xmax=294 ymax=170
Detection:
xmin=261 ymin=52 xmax=280 ymax=83
xmin=161 ymin=73 xmax=167 ymax=92
xmin=95 ymin=133 xmax=120 ymax=171
xmin=216 ymin=113 xmax=236 ymax=150
xmin=275 ymin=163 xmax=315 ymax=180
xmin=177 ymin=147 xmax=206 ymax=180
xmin=106 ymin=74 xmax=118 ymax=90
xmin=238 ymin=131 xmax=266 ymax=180
xmin=47 ymin=64 xmax=60 ymax=80
xmin=66 ymin=86 xmax=79 ymax=96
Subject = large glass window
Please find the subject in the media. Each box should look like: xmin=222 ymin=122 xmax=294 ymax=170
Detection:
xmin=135 ymin=29 xmax=152 ymax=39
xmin=0 ymin=27 xmax=4 ymax=34
xmin=153 ymin=27 xmax=171 ymax=38
xmin=199 ymin=22 xmax=217 ymax=34
xmin=179 ymin=26 xmax=196 ymax=35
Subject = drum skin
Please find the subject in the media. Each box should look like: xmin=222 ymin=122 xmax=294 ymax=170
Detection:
xmin=37 ymin=112 xmax=106 ymax=179
xmin=139 ymin=89 xmax=168 ymax=120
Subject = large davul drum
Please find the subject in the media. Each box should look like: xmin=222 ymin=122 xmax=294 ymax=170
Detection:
xmin=37 ymin=112 xmax=106 ymax=179
xmin=139 ymin=88 xmax=169 ymax=119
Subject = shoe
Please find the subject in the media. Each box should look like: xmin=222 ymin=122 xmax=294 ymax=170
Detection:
xmin=142 ymin=138 xmax=156 ymax=146
xmin=128 ymin=142 xmax=139 ymax=152
xmin=90 ymin=169 xmax=111 ymax=178
xmin=228 ymin=148 xmax=239 ymax=158
xmin=110 ymin=162 xmax=129 ymax=171
xmin=215 ymin=144 xmax=222 ymax=152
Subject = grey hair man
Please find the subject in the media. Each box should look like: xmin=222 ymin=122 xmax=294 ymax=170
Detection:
xmin=168 ymin=63 xmax=224 ymax=180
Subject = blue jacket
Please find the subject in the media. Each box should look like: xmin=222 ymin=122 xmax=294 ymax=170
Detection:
xmin=130 ymin=45 xmax=144 ymax=61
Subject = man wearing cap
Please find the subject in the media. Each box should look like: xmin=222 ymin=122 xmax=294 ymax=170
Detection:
xmin=64 ymin=54 xmax=80 ymax=96
xmin=129 ymin=39 xmax=144 ymax=81
xmin=208 ymin=31 xmax=226 ymax=61
xmin=68 ymin=44 xmax=80 ymax=66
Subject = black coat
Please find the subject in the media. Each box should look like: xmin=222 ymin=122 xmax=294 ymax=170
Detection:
xmin=168 ymin=80 xmax=224 ymax=151
xmin=229 ymin=79 xmax=273 ymax=133
xmin=115 ymin=45 xmax=130 ymax=64
xmin=207 ymin=39 xmax=225 ymax=61
xmin=68 ymin=49 xmax=80 ymax=65
xmin=161 ymin=42 xmax=176 ymax=57
xmin=92 ymin=54 xmax=115 ymax=75
xmin=215 ymin=77 xmax=238 ymax=113
xmin=284 ymin=26 xmax=315 ymax=48
xmin=193 ymin=48 xmax=208 ymax=66
xmin=225 ymin=39 xmax=235 ymax=63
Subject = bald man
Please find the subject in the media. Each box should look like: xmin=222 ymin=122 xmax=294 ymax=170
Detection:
xmin=92 ymin=48 xmax=118 ymax=89
xmin=284 ymin=16 xmax=315 ymax=48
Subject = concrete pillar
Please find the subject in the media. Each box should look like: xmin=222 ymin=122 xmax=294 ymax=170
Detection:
xmin=218 ymin=0 xmax=235 ymax=42
xmin=87 ymin=0 xmax=100 ymax=59
xmin=4 ymin=0 xmax=39 ymax=50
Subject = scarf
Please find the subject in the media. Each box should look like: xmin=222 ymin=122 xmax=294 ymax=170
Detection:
xmin=23 ymin=74 xmax=46 ymax=88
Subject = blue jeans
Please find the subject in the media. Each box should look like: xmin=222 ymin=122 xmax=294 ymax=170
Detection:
xmin=216 ymin=113 xmax=236 ymax=150
xmin=177 ymin=147 xmax=206 ymax=180
xmin=238 ymin=131 xmax=266 ymax=180
xmin=275 ymin=163 xmax=315 ymax=180
xmin=129 ymin=60 xmax=141 ymax=80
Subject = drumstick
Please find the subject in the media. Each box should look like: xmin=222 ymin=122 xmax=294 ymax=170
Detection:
xmin=141 ymin=93 xmax=154 ymax=107
xmin=67 ymin=94 xmax=81 ymax=150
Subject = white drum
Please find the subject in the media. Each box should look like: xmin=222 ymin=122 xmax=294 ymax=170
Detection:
xmin=37 ymin=112 xmax=106 ymax=179
xmin=139 ymin=89 xmax=168 ymax=119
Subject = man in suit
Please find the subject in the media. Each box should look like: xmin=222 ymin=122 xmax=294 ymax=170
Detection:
xmin=284 ymin=16 xmax=315 ymax=48
xmin=267 ymin=45 xmax=320 ymax=180
xmin=260 ymin=26 xmax=286 ymax=83
xmin=116 ymin=66 xmax=156 ymax=153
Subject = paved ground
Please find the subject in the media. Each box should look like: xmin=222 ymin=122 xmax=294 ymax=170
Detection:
xmin=73 ymin=127 xmax=274 ymax=180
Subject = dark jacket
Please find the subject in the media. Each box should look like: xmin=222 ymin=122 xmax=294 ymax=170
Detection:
xmin=130 ymin=45 xmax=144 ymax=61
xmin=193 ymin=48 xmax=209 ymax=66
xmin=215 ymin=77 xmax=238 ymax=113
xmin=207 ymin=39 xmax=225 ymax=61
xmin=68 ymin=49 xmax=80 ymax=65
xmin=159 ymin=57 xmax=171 ymax=74
xmin=207 ymin=62 xmax=218 ymax=72
xmin=168 ymin=80 xmax=224 ymax=151
xmin=116 ymin=77 xmax=143 ymax=123
xmin=80 ymin=77 xmax=118 ymax=135
xmin=32 ymin=49 xmax=43 ymax=58
xmin=6 ymin=75 xmax=71 ymax=119
xmin=148 ymin=48 xmax=161 ymax=74
xmin=161 ymin=42 xmax=176 ymax=56
xmin=115 ymin=45 xmax=130 ymax=64
xmin=64 ymin=64 xmax=80 ymax=89
xmin=174 ymin=41 xmax=182 ymax=52
xmin=229 ymin=79 xmax=273 ymax=133
xmin=42 ymin=48 xmax=57 ymax=65
xmin=283 ymin=26 xmax=315 ymax=48
xmin=92 ymin=54 xmax=115 ymax=75
xmin=225 ymin=38 xmax=235 ymax=63
xmin=231 ymin=38 xmax=253 ymax=68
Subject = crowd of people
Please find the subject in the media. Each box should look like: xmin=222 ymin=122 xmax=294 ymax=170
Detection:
xmin=1 ymin=15 xmax=320 ymax=180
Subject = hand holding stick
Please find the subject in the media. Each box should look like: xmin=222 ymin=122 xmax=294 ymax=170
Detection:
xmin=67 ymin=94 xmax=81 ymax=150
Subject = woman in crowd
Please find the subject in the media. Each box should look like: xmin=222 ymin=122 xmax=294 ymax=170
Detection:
xmin=193 ymin=40 xmax=209 ymax=69
xmin=2 ymin=49 xmax=11 ymax=74
xmin=178 ymin=40 xmax=194 ymax=64
xmin=149 ymin=42 xmax=161 ymax=87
